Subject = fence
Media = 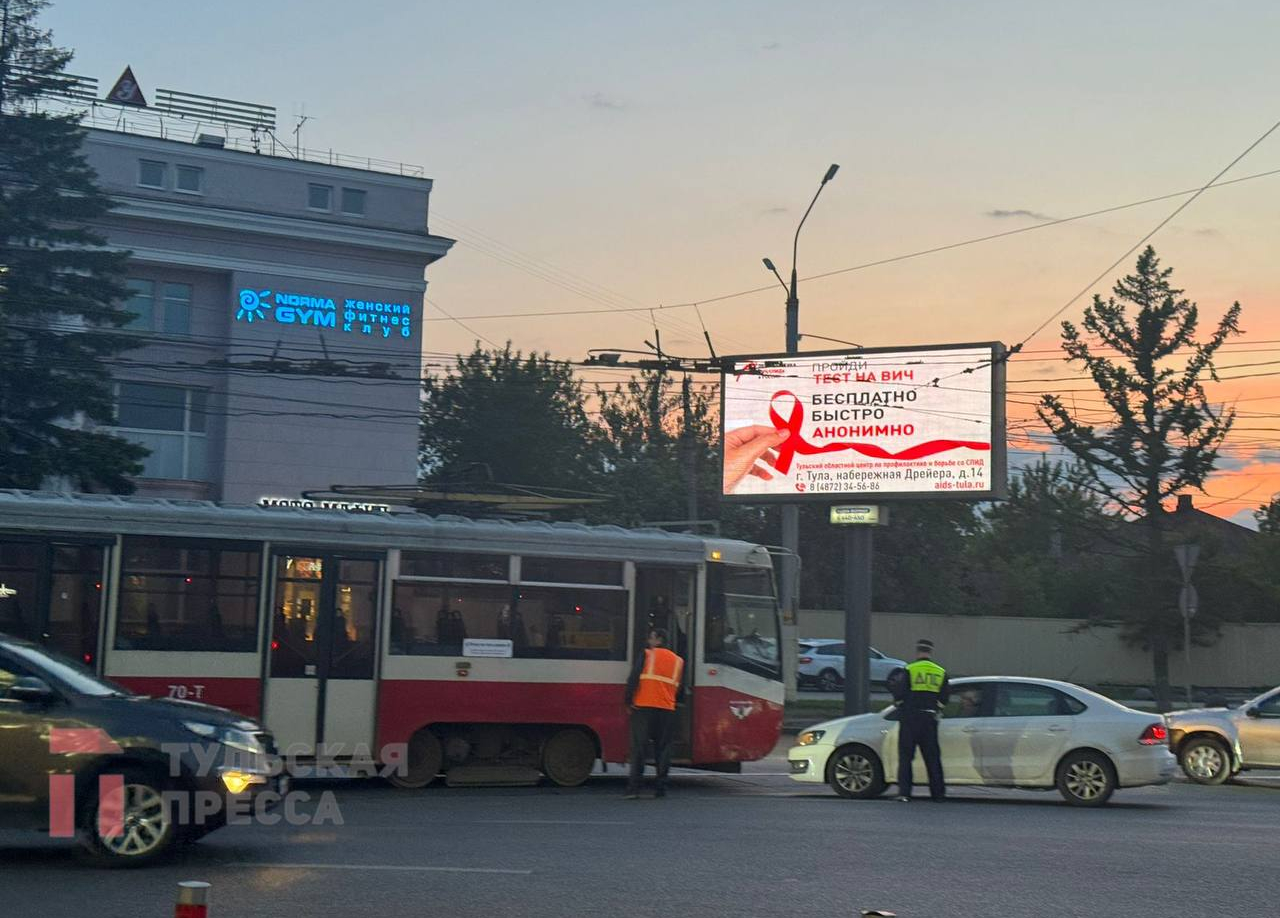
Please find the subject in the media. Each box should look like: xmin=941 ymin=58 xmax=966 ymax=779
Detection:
xmin=799 ymin=610 xmax=1280 ymax=689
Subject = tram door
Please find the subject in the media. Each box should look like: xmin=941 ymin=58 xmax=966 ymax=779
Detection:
xmin=263 ymin=553 xmax=380 ymax=756
xmin=634 ymin=567 xmax=696 ymax=760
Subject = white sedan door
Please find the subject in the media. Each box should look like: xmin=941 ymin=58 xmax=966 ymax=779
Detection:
xmin=979 ymin=682 xmax=1076 ymax=784
xmin=887 ymin=683 xmax=989 ymax=785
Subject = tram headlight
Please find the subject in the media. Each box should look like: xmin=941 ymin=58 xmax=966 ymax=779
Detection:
xmin=183 ymin=721 xmax=267 ymax=755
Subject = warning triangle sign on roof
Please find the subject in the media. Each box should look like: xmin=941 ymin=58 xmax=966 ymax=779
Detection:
xmin=106 ymin=66 xmax=147 ymax=107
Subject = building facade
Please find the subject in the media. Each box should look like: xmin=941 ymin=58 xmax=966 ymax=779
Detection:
xmin=80 ymin=126 xmax=453 ymax=503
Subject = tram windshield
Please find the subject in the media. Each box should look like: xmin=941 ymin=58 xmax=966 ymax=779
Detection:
xmin=705 ymin=563 xmax=781 ymax=680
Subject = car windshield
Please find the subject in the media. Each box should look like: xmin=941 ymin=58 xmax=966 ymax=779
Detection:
xmin=1242 ymin=687 xmax=1280 ymax=709
xmin=4 ymin=643 xmax=131 ymax=697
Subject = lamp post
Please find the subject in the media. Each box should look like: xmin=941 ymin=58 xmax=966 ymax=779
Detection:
xmin=763 ymin=163 xmax=840 ymax=703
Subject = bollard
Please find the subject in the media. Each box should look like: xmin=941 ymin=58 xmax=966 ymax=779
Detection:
xmin=174 ymin=881 xmax=211 ymax=918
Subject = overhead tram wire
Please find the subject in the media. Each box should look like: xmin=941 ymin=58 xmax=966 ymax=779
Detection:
xmin=417 ymin=165 xmax=1280 ymax=326
xmin=931 ymin=114 xmax=1280 ymax=386
xmin=430 ymin=211 xmax=759 ymax=353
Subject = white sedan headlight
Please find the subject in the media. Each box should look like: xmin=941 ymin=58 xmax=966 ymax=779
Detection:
xmin=797 ymin=729 xmax=826 ymax=746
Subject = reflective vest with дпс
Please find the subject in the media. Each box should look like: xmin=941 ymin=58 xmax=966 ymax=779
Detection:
xmin=631 ymin=648 xmax=685 ymax=711
xmin=900 ymin=659 xmax=947 ymax=713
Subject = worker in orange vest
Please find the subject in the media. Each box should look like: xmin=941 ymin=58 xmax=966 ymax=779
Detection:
xmin=624 ymin=627 xmax=685 ymax=799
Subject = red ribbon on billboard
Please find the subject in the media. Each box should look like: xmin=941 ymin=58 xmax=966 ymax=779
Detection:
xmin=767 ymin=391 xmax=989 ymax=474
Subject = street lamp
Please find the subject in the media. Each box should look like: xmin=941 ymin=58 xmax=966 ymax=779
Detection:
xmin=776 ymin=164 xmax=840 ymax=354
xmin=762 ymin=163 xmax=840 ymax=706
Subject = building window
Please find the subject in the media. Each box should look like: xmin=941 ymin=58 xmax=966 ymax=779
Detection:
xmin=340 ymin=188 xmax=367 ymax=216
xmin=138 ymin=159 xmax=166 ymax=189
xmin=112 ymin=382 xmax=208 ymax=481
xmin=122 ymin=278 xmax=191 ymax=334
xmin=175 ymin=165 xmax=204 ymax=194
xmin=307 ymin=183 xmax=332 ymax=211
xmin=162 ymin=282 xmax=191 ymax=334
xmin=115 ymin=537 xmax=260 ymax=652
xmin=123 ymin=278 xmax=154 ymax=330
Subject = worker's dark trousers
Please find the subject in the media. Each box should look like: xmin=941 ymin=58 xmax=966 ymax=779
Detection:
xmin=898 ymin=711 xmax=945 ymax=800
xmin=628 ymin=707 xmax=676 ymax=789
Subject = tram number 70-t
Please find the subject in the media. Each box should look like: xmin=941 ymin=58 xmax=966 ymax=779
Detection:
xmin=167 ymin=683 xmax=206 ymax=700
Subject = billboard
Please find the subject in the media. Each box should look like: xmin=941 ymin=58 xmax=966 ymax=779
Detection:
xmin=721 ymin=342 xmax=1007 ymax=503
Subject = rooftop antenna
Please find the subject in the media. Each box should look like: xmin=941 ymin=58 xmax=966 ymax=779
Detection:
xmin=292 ymin=106 xmax=311 ymax=156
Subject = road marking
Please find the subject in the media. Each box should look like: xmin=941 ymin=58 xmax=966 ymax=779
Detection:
xmin=226 ymin=862 xmax=532 ymax=875
xmin=476 ymin=819 xmax=632 ymax=826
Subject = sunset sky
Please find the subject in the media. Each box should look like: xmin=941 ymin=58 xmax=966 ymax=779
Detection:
xmin=50 ymin=0 xmax=1280 ymax=525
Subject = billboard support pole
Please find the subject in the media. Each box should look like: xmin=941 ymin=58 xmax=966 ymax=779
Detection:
xmin=780 ymin=273 xmax=801 ymax=704
xmin=842 ymin=524 xmax=873 ymax=716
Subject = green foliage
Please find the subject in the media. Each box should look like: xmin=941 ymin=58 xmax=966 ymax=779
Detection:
xmin=1036 ymin=247 xmax=1243 ymax=708
xmin=968 ymin=459 xmax=1120 ymax=618
xmin=418 ymin=344 xmax=601 ymax=493
xmin=1255 ymin=496 xmax=1280 ymax=536
xmin=0 ymin=0 xmax=146 ymax=491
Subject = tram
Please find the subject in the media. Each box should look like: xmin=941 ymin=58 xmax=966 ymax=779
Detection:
xmin=0 ymin=490 xmax=784 ymax=786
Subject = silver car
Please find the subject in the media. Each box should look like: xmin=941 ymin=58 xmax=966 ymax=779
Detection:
xmin=1166 ymin=686 xmax=1280 ymax=784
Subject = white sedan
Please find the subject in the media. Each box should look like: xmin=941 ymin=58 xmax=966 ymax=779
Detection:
xmin=788 ymin=676 xmax=1178 ymax=806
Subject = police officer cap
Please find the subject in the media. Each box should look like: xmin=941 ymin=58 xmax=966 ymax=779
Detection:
xmin=916 ymin=638 xmax=934 ymax=653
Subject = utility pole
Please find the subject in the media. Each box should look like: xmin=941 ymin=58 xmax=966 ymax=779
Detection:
xmin=765 ymin=163 xmax=840 ymax=704
xmin=681 ymin=373 xmax=698 ymax=524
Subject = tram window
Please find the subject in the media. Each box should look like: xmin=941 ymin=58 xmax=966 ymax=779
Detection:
xmin=513 ymin=586 xmax=627 ymax=660
xmin=399 ymin=551 xmax=508 ymax=581
xmin=390 ymin=582 xmax=513 ymax=655
xmin=116 ymin=537 xmax=260 ymax=652
xmin=0 ymin=542 xmax=41 ymax=642
xmin=519 ymin=557 xmax=623 ymax=586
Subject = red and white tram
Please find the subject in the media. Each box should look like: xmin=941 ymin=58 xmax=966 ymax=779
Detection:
xmin=0 ymin=490 xmax=784 ymax=786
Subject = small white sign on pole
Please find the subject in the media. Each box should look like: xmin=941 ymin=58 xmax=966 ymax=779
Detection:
xmin=463 ymin=639 xmax=514 ymax=658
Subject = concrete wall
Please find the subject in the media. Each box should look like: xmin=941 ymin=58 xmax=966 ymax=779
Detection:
xmin=800 ymin=610 xmax=1280 ymax=689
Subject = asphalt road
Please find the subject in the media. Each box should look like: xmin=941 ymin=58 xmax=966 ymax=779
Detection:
xmin=3 ymin=748 xmax=1278 ymax=918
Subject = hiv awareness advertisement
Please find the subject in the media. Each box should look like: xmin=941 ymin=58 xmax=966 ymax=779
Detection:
xmin=721 ymin=343 xmax=1007 ymax=503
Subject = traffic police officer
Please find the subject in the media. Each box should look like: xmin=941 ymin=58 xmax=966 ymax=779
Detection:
xmin=624 ymin=628 xmax=684 ymax=799
xmin=889 ymin=638 xmax=950 ymax=801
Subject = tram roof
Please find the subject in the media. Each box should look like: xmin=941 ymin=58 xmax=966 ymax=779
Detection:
xmin=0 ymin=489 xmax=751 ymax=563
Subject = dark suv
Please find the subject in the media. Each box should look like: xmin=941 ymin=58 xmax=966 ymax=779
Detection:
xmin=0 ymin=634 xmax=283 ymax=866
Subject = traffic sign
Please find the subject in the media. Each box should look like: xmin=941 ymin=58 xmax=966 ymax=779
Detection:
xmin=830 ymin=505 xmax=888 ymax=526
xmin=1179 ymin=583 xmax=1199 ymax=619
xmin=1174 ymin=544 xmax=1200 ymax=581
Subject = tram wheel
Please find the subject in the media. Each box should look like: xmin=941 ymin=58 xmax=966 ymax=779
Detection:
xmin=387 ymin=729 xmax=443 ymax=789
xmin=542 ymin=728 xmax=597 ymax=787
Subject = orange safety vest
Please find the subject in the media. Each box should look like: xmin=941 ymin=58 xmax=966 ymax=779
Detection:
xmin=633 ymin=647 xmax=684 ymax=711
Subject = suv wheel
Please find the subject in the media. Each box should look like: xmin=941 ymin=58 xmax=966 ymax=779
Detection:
xmin=1179 ymin=736 xmax=1231 ymax=785
xmin=818 ymin=669 xmax=843 ymax=693
xmin=79 ymin=767 xmax=177 ymax=867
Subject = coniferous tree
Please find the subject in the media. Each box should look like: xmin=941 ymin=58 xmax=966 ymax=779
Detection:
xmin=1038 ymin=247 xmax=1241 ymax=710
xmin=0 ymin=0 xmax=145 ymax=490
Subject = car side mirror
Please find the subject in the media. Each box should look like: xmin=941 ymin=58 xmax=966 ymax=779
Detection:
xmin=8 ymin=676 xmax=56 ymax=703
xmin=1245 ymin=706 xmax=1261 ymax=718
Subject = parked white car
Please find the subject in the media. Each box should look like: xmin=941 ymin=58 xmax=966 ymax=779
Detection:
xmin=788 ymin=676 xmax=1177 ymax=806
xmin=797 ymin=640 xmax=905 ymax=692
